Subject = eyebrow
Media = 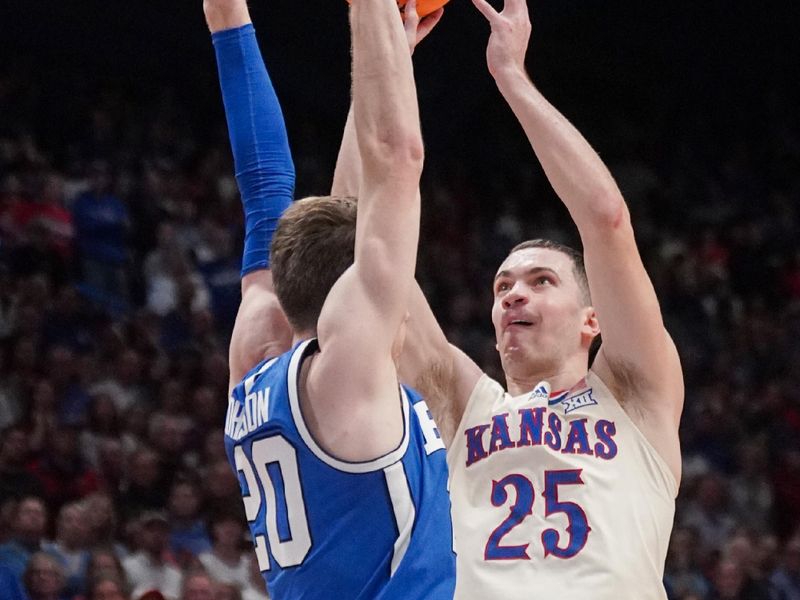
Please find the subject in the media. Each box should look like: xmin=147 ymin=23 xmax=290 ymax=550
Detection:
xmin=494 ymin=267 xmax=559 ymax=282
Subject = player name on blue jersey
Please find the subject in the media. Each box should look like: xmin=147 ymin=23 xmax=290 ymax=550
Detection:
xmin=224 ymin=339 xmax=456 ymax=600
xmin=224 ymin=376 xmax=272 ymax=441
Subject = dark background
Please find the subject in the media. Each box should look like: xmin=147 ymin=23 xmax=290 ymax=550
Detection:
xmin=3 ymin=0 xmax=797 ymax=186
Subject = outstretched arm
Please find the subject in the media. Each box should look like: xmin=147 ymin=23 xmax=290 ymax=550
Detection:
xmin=330 ymin=1 xmax=480 ymax=446
xmin=205 ymin=0 xmax=294 ymax=391
xmin=307 ymin=0 xmax=428 ymax=461
xmin=473 ymin=0 xmax=683 ymax=479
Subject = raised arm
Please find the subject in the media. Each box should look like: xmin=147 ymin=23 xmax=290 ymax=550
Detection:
xmin=473 ymin=0 xmax=683 ymax=475
xmin=305 ymin=0 xmax=426 ymax=461
xmin=205 ymin=0 xmax=294 ymax=391
xmin=330 ymin=1 xmax=480 ymax=446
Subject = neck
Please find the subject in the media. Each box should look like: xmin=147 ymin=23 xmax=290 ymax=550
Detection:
xmin=504 ymin=353 xmax=588 ymax=397
xmin=292 ymin=330 xmax=315 ymax=345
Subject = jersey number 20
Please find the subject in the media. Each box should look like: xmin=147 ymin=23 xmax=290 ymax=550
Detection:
xmin=485 ymin=469 xmax=590 ymax=560
xmin=234 ymin=437 xmax=311 ymax=571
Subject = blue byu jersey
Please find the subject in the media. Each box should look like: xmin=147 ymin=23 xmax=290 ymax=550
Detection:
xmin=224 ymin=339 xmax=456 ymax=599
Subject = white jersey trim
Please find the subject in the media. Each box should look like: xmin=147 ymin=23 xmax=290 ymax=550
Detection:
xmin=384 ymin=461 xmax=415 ymax=576
xmin=586 ymin=370 xmax=679 ymax=497
xmin=287 ymin=338 xmax=411 ymax=474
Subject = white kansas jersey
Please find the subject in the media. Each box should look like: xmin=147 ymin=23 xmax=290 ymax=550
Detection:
xmin=448 ymin=371 xmax=677 ymax=599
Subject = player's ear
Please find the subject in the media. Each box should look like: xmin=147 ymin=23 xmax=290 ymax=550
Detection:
xmin=580 ymin=307 xmax=600 ymax=340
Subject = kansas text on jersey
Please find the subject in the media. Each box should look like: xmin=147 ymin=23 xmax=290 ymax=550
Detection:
xmin=224 ymin=339 xmax=456 ymax=599
xmin=448 ymin=372 xmax=677 ymax=600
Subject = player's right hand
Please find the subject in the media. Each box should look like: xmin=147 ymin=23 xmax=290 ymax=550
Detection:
xmin=404 ymin=0 xmax=445 ymax=56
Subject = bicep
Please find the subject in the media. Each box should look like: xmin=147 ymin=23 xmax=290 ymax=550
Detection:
xmin=398 ymin=285 xmax=483 ymax=445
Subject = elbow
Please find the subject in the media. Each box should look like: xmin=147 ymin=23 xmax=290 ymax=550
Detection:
xmin=361 ymin=127 xmax=424 ymax=176
xmin=586 ymin=191 xmax=628 ymax=231
xmin=379 ymin=134 xmax=424 ymax=172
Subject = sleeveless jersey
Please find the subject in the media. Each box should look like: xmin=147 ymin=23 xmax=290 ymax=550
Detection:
xmin=448 ymin=371 xmax=677 ymax=599
xmin=224 ymin=339 xmax=456 ymax=600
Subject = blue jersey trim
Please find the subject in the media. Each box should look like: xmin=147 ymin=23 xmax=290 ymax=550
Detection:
xmin=287 ymin=338 xmax=411 ymax=473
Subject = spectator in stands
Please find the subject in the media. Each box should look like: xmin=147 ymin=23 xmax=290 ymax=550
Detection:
xmin=194 ymin=222 xmax=240 ymax=334
xmin=83 ymin=494 xmax=126 ymax=556
xmin=23 ymin=551 xmax=70 ymax=600
xmin=44 ymin=501 xmax=92 ymax=596
xmin=81 ymin=391 xmax=122 ymax=469
xmin=202 ymin=459 xmax=239 ymax=516
xmin=0 ymin=495 xmax=49 ymax=580
xmin=42 ymin=285 xmax=94 ymax=351
xmin=85 ymin=547 xmax=128 ymax=590
xmin=0 ymin=562 xmax=28 ymax=600
xmin=180 ymin=571 xmax=215 ymax=600
xmin=28 ymin=379 xmax=59 ymax=454
xmin=679 ymin=473 xmax=737 ymax=555
xmin=49 ymin=345 xmax=92 ymax=426
xmin=27 ymin=423 xmax=101 ymax=510
xmin=240 ymin=555 xmax=269 ymax=600
xmin=123 ymin=511 xmax=182 ymax=600
xmin=89 ymin=348 xmax=146 ymax=415
xmin=707 ymin=556 xmax=771 ymax=600
xmin=167 ymin=479 xmax=211 ymax=567
xmin=0 ymin=424 xmax=44 ymax=508
xmin=86 ymin=572 xmax=130 ymax=600
xmin=663 ymin=527 xmax=711 ymax=599
xmin=148 ymin=413 xmax=191 ymax=484
xmin=213 ymin=583 xmax=241 ymax=600
xmin=71 ymin=160 xmax=130 ymax=307
xmin=119 ymin=447 xmax=167 ymax=521
xmin=197 ymin=509 xmax=248 ymax=589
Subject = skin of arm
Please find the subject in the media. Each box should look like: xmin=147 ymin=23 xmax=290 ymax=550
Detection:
xmin=204 ymin=0 xmax=294 ymax=392
xmin=304 ymin=0 xmax=428 ymax=461
xmin=473 ymin=0 xmax=683 ymax=482
xmin=330 ymin=2 xmax=481 ymax=446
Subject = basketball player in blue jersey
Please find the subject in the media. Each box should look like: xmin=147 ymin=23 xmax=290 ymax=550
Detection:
xmin=332 ymin=0 xmax=684 ymax=597
xmin=204 ymin=0 xmax=455 ymax=598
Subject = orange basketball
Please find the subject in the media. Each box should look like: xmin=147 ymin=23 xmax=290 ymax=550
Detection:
xmin=397 ymin=0 xmax=449 ymax=18
xmin=346 ymin=0 xmax=449 ymax=19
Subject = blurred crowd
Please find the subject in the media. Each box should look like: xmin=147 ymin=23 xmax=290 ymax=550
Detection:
xmin=1 ymin=44 xmax=800 ymax=600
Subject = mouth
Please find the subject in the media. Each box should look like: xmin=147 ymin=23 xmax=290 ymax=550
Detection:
xmin=504 ymin=319 xmax=535 ymax=332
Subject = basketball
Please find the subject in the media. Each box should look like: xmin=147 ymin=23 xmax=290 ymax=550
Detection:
xmin=346 ymin=0 xmax=450 ymax=18
xmin=398 ymin=0 xmax=450 ymax=18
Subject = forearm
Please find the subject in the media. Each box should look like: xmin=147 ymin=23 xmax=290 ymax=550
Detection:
xmin=212 ymin=23 xmax=294 ymax=275
xmin=495 ymin=67 xmax=624 ymax=230
xmin=352 ymin=0 xmax=423 ymax=177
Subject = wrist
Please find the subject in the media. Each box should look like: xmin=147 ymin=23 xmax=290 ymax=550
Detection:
xmin=204 ymin=0 xmax=251 ymax=33
xmin=492 ymin=63 xmax=531 ymax=92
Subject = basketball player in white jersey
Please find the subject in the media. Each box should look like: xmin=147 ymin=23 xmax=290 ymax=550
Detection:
xmin=330 ymin=0 xmax=683 ymax=596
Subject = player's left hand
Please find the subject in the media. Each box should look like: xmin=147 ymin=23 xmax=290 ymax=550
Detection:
xmin=404 ymin=0 xmax=444 ymax=56
xmin=471 ymin=0 xmax=531 ymax=79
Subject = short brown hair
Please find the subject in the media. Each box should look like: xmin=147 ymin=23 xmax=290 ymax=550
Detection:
xmin=271 ymin=196 xmax=358 ymax=332
xmin=507 ymin=239 xmax=591 ymax=306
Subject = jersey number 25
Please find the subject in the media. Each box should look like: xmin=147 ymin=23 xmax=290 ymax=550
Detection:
xmin=485 ymin=469 xmax=590 ymax=560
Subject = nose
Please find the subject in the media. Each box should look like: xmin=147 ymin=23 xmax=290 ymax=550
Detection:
xmin=502 ymin=282 xmax=529 ymax=309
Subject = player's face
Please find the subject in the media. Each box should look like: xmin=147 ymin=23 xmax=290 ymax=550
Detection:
xmin=491 ymin=248 xmax=592 ymax=376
